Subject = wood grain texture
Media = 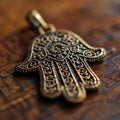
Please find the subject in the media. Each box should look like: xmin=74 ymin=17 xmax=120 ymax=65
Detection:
xmin=0 ymin=0 xmax=120 ymax=120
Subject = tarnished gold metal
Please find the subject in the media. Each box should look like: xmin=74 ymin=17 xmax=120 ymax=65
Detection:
xmin=16 ymin=10 xmax=106 ymax=103
xmin=27 ymin=10 xmax=48 ymax=29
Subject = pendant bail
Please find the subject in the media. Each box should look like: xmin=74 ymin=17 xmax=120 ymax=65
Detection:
xmin=26 ymin=10 xmax=56 ymax=33
xmin=26 ymin=10 xmax=49 ymax=30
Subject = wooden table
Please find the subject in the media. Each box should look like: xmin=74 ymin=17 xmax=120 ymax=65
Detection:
xmin=0 ymin=0 xmax=120 ymax=120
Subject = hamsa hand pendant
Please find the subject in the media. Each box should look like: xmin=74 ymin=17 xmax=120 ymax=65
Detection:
xmin=16 ymin=10 xmax=106 ymax=103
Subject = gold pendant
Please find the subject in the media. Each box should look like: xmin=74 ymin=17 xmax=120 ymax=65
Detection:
xmin=16 ymin=10 xmax=106 ymax=103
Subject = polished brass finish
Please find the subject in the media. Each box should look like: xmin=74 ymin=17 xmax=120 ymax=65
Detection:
xmin=16 ymin=10 xmax=106 ymax=103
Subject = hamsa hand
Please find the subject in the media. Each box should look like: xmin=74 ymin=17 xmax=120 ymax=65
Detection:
xmin=16 ymin=30 xmax=106 ymax=103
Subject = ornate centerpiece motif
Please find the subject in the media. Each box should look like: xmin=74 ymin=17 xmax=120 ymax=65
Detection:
xmin=46 ymin=41 xmax=70 ymax=61
xmin=16 ymin=31 xmax=106 ymax=103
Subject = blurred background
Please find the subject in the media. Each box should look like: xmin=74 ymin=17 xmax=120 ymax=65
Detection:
xmin=0 ymin=0 xmax=120 ymax=120
xmin=0 ymin=0 xmax=120 ymax=38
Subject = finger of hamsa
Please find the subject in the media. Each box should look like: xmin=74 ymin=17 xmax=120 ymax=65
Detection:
xmin=69 ymin=55 xmax=100 ymax=90
xmin=39 ymin=59 xmax=62 ymax=99
xmin=56 ymin=59 xmax=86 ymax=103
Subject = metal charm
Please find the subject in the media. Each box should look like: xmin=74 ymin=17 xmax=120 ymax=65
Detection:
xmin=16 ymin=10 xmax=106 ymax=103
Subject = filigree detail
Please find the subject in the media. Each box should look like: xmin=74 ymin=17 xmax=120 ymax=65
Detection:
xmin=16 ymin=30 xmax=106 ymax=103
